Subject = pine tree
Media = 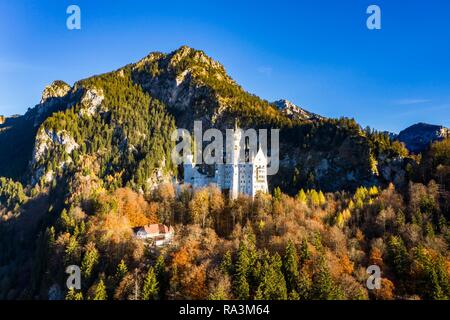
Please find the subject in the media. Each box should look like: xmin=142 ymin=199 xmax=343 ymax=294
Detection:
xmin=273 ymin=187 xmax=282 ymax=202
xmin=254 ymin=252 xmax=287 ymax=300
xmin=311 ymin=232 xmax=324 ymax=253
xmin=311 ymin=256 xmax=341 ymax=300
xmin=60 ymin=208 xmax=74 ymax=231
xmin=208 ymin=275 xmax=231 ymax=300
xmin=64 ymin=235 xmax=80 ymax=265
xmin=115 ymin=259 xmax=128 ymax=282
xmin=425 ymin=222 xmax=435 ymax=238
xmin=387 ymin=236 xmax=409 ymax=278
xmin=65 ymin=288 xmax=83 ymax=300
xmin=81 ymin=242 xmax=99 ymax=280
xmin=288 ymin=290 xmax=300 ymax=300
xmin=220 ymin=251 xmax=233 ymax=275
xmin=412 ymin=247 xmax=449 ymax=300
xmin=434 ymin=255 xmax=450 ymax=299
xmin=283 ymin=240 xmax=299 ymax=293
xmin=234 ymin=242 xmax=250 ymax=300
xmin=154 ymin=255 xmax=167 ymax=299
xmin=93 ymin=279 xmax=107 ymax=300
xmin=142 ymin=266 xmax=159 ymax=300
xmin=254 ymin=286 xmax=263 ymax=300
xmin=299 ymin=238 xmax=311 ymax=265
xmin=297 ymin=268 xmax=312 ymax=299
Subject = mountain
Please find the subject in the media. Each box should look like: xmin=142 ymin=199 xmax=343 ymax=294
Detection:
xmin=131 ymin=46 xmax=289 ymax=130
xmin=273 ymin=99 xmax=322 ymax=121
xmin=382 ymin=131 xmax=398 ymax=140
xmin=2 ymin=46 xmax=448 ymax=302
xmin=0 ymin=46 xmax=409 ymax=193
xmin=396 ymin=122 xmax=450 ymax=154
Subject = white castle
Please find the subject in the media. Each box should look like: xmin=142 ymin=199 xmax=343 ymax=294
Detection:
xmin=183 ymin=127 xmax=269 ymax=199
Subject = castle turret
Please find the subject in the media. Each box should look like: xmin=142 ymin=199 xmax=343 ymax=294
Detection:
xmin=229 ymin=127 xmax=242 ymax=199
xmin=183 ymin=154 xmax=195 ymax=184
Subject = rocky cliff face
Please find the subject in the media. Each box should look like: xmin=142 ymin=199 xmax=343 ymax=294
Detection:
xmin=78 ymin=88 xmax=106 ymax=117
xmin=26 ymin=80 xmax=73 ymax=128
xmin=31 ymin=128 xmax=79 ymax=184
xmin=273 ymin=99 xmax=322 ymax=121
xmin=130 ymin=46 xmax=235 ymax=130
xmin=40 ymin=80 xmax=71 ymax=104
xmin=397 ymin=122 xmax=450 ymax=154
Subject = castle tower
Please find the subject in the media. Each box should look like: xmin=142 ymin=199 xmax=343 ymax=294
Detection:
xmin=183 ymin=154 xmax=195 ymax=185
xmin=229 ymin=125 xmax=242 ymax=199
xmin=183 ymin=121 xmax=268 ymax=200
xmin=251 ymin=148 xmax=269 ymax=197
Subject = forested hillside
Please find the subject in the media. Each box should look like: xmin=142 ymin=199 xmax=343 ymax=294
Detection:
xmin=0 ymin=46 xmax=448 ymax=300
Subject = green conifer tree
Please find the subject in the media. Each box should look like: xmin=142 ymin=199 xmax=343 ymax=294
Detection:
xmin=154 ymin=255 xmax=167 ymax=299
xmin=234 ymin=242 xmax=250 ymax=300
xmin=142 ymin=266 xmax=159 ymax=300
xmin=220 ymin=251 xmax=233 ymax=275
xmin=81 ymin=242 xmax=99 ymax=280
xmin=299 ymin=238 xmax=311 ymax=265
xmin=387 ymin=236 xmax=409 ymax=278
xmin=297 ymin=268 xmax=312 ymax=299
xmin=254 ymin=252 xmax=287 ymax=300
xmin=283 ymin=240 xmax=299 ymax=293
xmin=273 ymin=187 xmax=282 ymax=202
xmin=93 ymin=279 xmax=107 ymax=300
xmin=311 ymin=256 xmax=341 ymax=300
xmin=115 ymin=259 xmax=128 ymax=282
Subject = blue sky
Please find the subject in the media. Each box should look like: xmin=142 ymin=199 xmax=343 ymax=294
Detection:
xmin=1 ymin=0 xmax=450 ymax=133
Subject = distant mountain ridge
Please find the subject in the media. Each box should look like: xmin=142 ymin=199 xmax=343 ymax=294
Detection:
xmin=396 ymin=122 xmax=450 ymax=154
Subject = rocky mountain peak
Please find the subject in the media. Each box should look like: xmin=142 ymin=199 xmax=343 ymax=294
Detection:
xmin=167 ymin=46 xmax=224 ymax=71
xmin=135 ymin=46 xmax=225 ymax=77
xmin=130 ymin=46 xmax=243 ymax=128
xmin=273 ymin=99 xmax=321 ymax=121
xmin=134 ymin=51 xmax=165 ymax=70
xmin=40 ymin=80 xmax=71 ymax=104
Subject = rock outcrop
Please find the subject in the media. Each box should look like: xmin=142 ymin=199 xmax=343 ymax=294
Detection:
xmin=131 ymin=46 xmax=232 ymax=129
xmin=79 ymin=88 xmax=105 ymax=117
xmin=40 ymin=80 xmax=71 ymax=104
xmin=31 ymin=128 xmax=79 ymax=184
xmin=273 ymin=99 xmax=322 ymax=121
xmin=26 ymin=80 xmax=72 ymax=128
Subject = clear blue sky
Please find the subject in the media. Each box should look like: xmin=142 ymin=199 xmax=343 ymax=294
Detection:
xmin=1 ymin=0 xmax=450 ymax=133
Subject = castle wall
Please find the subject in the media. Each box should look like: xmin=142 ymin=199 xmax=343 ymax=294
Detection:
xmin=183 ymin=128 xmax=268 ymax=199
